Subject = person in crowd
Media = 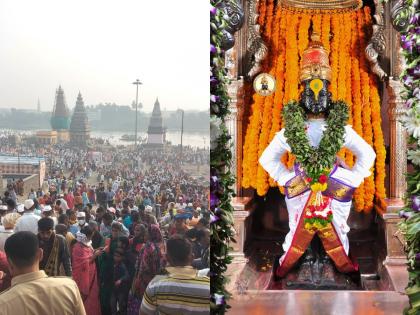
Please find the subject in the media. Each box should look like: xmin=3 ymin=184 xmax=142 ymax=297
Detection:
xmin=0 ymin=250 xmax=11 ymax=292
xmin=129 ymin=211 xmax=140 ymax=235
xmin=38 ymin=217 xmax=72 ymax=277
xmin=0 ymin=232 xmax=86 ymax=314
xmin=68 ymin=210 xmax=79 ymax=235
xmin=14 ymin=199 xmax=40 ymax=234
xmin=89 ymin=220 xmax=105 ymax=250
xmin=27 ymin=188 xmax=36 ymax=200
xmin=6 ymin=184 xmax=17 ymax=203
xmin=5 ymin=198 xmax=16 ymax=213
xmin=74 ymin=190 xmax=83 ymax=209
xmin=42 ymin=205 xmax=58 ymax=226
xmin=99 ymin=221 xmax=124 ymax=315
xmin=77 ymin=211 xmax=88 ymax=232
xmin=0 ymin=213 xmax=20 ymax=251
xmin=192 ymin=229 xmax=210 ymax=270
xmin=65 ymin=190 xmax=75 ymax=210
xmin=185 ymin=228 xmax=203 ymax=260
xmin=97 ymin=186 xmax=107 ymax=209
xmin=0 ymin=205 xmax=9 ymax=226
xmin=188 ymin=209 xmax=201 ymax=228
xmin=196 ymin=218 xmax=209 ymax=231
xmin=100 ymin=212 xmax=114 ymax=238
xmin=169 ymin=215 xmax=189 ymax=236
xmin=82 ymin=191 xmax=89 ymax=208
xmin=140 ymin=206 xmax=158 ymax=226
xmin=96 ymin=206 xmax=105 ymax=224
xmin=127 ymin=225 xmax=165 ymax=315
xmin=111 ymin=247 xmax=130 ymax=315
xmin=72 ymin=226 xmax=103 ymax=315
xmin=139 ymin=235 xmax=209 ymax=315
xmin=107 ymin=187 xmax=115 ymax=207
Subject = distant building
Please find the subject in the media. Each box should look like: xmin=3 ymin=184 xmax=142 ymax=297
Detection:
xmin=146 ymin=98 xmax=166 ymax=147
xmin=0 ymin=155 xmax=46 ymax=189
xmin=70 ymin=92 xmax=90 ymax=147
xmin=51 ymin=85 xmax=71 ymax=130
xmin=35 ymin=130 xmax=57 ymax=145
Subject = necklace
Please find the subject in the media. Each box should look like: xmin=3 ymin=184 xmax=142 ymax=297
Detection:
xmin=283 ymin=100 xmax=348 ymax=182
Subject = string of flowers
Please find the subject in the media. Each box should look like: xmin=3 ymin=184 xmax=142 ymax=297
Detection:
xmin=394 ymin=4 xmax=420 ymax=315
xmin=350 ymin=17 xmax=365 ymax=210
xmin=344 ymin=13 xmax=355 ymax=167
xmin=241 ymin=8 xmax=386 ymax=212
xmin=210 ymin=2 xmax=237 ymax=313
xmin=269 ymin=12 xmax=288 ymax=188
xmin=256 ymin=0 xmax=278 ymax=195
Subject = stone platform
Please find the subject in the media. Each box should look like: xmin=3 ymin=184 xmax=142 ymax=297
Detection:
xmin=228 ymin=290 xmax=409 ymax=315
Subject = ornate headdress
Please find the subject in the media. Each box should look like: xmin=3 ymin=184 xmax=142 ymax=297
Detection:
xmin=299 ymin=33 xmax=332 ymax=83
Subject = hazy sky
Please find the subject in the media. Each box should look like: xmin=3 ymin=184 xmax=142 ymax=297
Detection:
xmin=0 ymin=0 xmax=208 ymax=112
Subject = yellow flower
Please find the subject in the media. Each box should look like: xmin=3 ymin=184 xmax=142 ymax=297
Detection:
xmin=310 ymin=183 xmax=328 ymax=192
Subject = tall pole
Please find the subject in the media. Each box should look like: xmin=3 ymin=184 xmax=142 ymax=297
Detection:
xmin=132 ymin=79 xmax=142 ymax=148
xmin=180 ymin=109 xmax=184 ymax=157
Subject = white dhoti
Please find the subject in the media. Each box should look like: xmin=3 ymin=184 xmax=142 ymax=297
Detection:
xmin=259 ymin=121 xmax=376 ymax=276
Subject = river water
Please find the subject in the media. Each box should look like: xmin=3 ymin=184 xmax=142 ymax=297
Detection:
xmin=0 ymin=129 xmax=209 ymax=149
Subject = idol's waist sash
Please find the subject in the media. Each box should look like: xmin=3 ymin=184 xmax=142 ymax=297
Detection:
xmin=284 ymin=173 xmax=355 ymax=202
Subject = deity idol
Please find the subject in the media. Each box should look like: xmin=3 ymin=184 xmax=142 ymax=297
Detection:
xmin=259 ymin=33 xmax=376 ymax=283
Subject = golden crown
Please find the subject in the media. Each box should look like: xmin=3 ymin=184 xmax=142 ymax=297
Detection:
xmin=299 ymin=33 xmax=332 ymax=82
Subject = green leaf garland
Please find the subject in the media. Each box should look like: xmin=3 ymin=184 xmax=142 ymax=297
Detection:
xmin=283 ymin=100 xmax=349 ymax=180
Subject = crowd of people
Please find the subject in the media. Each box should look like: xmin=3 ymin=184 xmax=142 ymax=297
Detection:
xmin=0 ymin=140 xmax=210 ymax=315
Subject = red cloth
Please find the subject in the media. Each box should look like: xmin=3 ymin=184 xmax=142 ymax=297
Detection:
xmin=72 ymin=243 xmax=101 ymax=315
xmin=65 ymin=194 xmax=74 ymax=210
xmin=0 ymin=251 xmax=11 ymax=292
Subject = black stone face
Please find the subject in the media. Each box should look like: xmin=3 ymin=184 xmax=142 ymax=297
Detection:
xmin=299 ymin=79 xmax=332 ymax=114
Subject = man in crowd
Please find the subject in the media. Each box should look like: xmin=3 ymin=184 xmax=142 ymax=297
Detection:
xmin=0 ymin=231 xmax=86 ymax=314
xmin=140 ymin=235 xmax=210 ymax=315
xmin=38 ymin=217 xmax=72 ymax=277
xmin=14 ymin=199 xmax=40 ymax=234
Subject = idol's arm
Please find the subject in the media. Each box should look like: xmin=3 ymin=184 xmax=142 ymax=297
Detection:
xmin=259 ymin=129 xmax=295 ymax=186
xmin=333 ymin=126 xmax=376 ymax=187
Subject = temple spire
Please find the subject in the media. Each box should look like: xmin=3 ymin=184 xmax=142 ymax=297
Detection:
xmin=51 ymin=85 xmax=70 ymax=130
xmin=70 ymin=91 xmax=90 ymax=147
xmin=146 ymin=97 xmax=166 ymax=147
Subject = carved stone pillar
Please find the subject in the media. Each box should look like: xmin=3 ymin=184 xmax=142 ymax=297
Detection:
xmin=381 ymin=212 xmax=407 ymax=265
xmin=230 ymin=197 xmax=254 ymax=261
xmin=387 ymin=78 xmax=407 ymax=204
xmin=226 ymin=77 xmax=245 ymax=196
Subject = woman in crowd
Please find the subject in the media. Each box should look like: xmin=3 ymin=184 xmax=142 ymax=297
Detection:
xmin=72 ymin=226 xmax=103 ymax=315
xmin=98 ymin=221 xmax=123 ymax=315
xmin=127 ymin=224 xmax=165 ymax=315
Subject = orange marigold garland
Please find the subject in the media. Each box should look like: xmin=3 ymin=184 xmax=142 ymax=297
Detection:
xmin=344 ymin=13 xmax=355 ymax=168
xmin=321 ymin=14 xmax=331 ymax=54
xmin=268 ymin=10 xmax=288 ymax=187
xmin=357 ymin=8 xmax=375 ymax=211
xmin=369 ymin=76 xmax=386 ymax=200
xmin=256 ymin=4 xmax=280 ymax=195
xmin=258 ymin=0 xmax=268 ymax=34
xmin=329 ymin=15 xmax=340 ymax=100
xmin=286 ymin=14 xmax=301 ymax=169
xmin=350 ymin=13 xmax=365 ymax=211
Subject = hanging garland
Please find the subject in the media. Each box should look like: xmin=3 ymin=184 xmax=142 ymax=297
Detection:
xmin=210 ymin=1 xmax=238 ymax=314
xmin=283 ymin=100 xmax=349 ymax=181
xmin=394 ymin=4 xmax=420 ymax=315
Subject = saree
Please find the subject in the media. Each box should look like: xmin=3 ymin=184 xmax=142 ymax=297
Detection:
xmin=72 ymin=242 xmax=101 ymax=315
